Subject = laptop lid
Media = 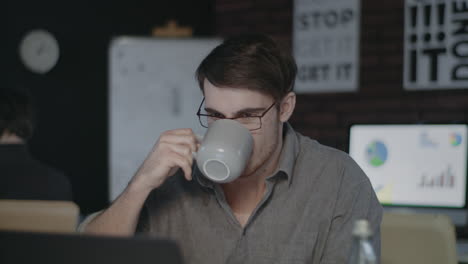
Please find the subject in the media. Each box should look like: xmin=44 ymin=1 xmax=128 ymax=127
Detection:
xmin=0 ymin=231 xmax=184 ymax=264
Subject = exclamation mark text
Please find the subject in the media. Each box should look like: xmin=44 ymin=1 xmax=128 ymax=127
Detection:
xmin=437 ymin=3 xmax=446 ymax=42
xmin=424 ymin=5 xmax=432 ymax=42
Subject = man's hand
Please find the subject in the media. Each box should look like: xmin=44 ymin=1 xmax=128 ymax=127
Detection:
xmin=82 ymin=128 xmax=200 ymax=236
xmin=130 ymin=128 xmax=200 ymax=193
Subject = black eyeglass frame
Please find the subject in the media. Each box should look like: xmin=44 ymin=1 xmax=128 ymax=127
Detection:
xmin=196 ymin=98 xmax=277 ymax=131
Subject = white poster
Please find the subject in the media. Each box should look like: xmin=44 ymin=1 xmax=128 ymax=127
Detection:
xmin=404 ymin=0 xmax=468 ymax=90
xmin=293 ymin=0 xmax=360 ymax=93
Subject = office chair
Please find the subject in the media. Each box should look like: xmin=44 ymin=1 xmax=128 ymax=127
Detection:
xmin=0 ymin=199 xmax=79 ymax=233
xmin=381 ymin=212 xmax=458 ymax=264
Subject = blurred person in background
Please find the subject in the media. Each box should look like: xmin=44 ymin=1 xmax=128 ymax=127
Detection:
xmin=0 ymin=87 xmax=73 ymax=201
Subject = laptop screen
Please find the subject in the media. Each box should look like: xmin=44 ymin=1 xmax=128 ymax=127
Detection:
xmin=349 ymin=124 xmax=468 ymax=208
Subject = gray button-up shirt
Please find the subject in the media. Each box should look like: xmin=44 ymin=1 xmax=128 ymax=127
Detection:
xmin=136 ymin=124 xmax=383 ymax=264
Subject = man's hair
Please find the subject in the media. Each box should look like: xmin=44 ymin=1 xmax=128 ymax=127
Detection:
xmin=0 ymin=87 xmax=35 ymax=140
xmin=195 ymin=33 xmax=297 ymax=101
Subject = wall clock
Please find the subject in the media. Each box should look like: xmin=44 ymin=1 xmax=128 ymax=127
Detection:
xmin=19 ymin=29 xmax=60 ymax=74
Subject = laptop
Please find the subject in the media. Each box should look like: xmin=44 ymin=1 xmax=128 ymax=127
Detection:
xmin=0 ymin=231 xmax=184 ymax=264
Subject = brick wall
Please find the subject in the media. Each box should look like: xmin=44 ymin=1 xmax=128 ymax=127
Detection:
xmin=215 ymin=0 xmax=468 ymax=152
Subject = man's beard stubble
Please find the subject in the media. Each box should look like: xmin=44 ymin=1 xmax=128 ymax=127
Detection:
xmin=240 ymin=127 xmax=281 ymax=179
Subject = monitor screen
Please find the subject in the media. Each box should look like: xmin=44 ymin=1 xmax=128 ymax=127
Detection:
xmin=349 ymin=124 xmax=468 ymax=209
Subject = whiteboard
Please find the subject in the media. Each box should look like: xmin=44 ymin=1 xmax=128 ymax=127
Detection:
xmin=109 ymin=37 xmax=221 ymax=201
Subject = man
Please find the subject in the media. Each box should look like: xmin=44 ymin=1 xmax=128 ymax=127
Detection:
xmin=82 ymin=34 xmax=382 ymax=263
xmin=0 ymin=87 xmax=73 ymax=201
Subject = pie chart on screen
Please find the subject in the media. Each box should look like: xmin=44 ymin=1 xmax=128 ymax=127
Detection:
xmin=450 ymin=133 xmax=462 ymax=147
xmin=366 ymin=141 xmax=388 ymax=167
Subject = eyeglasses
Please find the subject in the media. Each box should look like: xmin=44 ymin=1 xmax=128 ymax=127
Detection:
xmin=196 ymin=98 xmax=277 ymax=131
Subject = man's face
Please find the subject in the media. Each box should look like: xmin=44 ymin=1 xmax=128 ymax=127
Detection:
xmin=203 ymin=79 xmax=283 ymax=179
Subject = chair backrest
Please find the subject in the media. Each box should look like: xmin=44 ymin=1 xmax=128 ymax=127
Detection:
xmin=381 ymin=212 xmax=458 ymax=264
xmin=0 ymin=199 xmax=79 ymax=233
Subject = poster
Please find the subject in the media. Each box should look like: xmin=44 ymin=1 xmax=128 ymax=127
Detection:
xmin=404 ymin=0 xmax=468 ymax=90
xmin=293 ymin=0 xmax=361 ymax=92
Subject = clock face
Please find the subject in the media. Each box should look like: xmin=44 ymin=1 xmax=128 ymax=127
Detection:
xmin=19 ymin=29 xmax=60 ymax=74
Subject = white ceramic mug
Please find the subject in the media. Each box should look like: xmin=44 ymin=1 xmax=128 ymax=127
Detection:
xmin=195 ymin=119 xmax=253 ymax=183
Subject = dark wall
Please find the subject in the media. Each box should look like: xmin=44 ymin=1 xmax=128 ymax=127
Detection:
xmin=6 ymin=0 xmax=214 ymax=214
xmin=215 ymin=0 xmax=468 ymax=151
xmin=6 ymin=0 xmax=468 ymax=215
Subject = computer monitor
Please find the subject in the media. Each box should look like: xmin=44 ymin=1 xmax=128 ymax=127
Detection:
xmin=348 ymin=124 xmax=468 ymax=227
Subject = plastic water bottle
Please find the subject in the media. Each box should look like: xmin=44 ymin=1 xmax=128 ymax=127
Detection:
xmin=348 ymin=219 xmax=377 ymax=264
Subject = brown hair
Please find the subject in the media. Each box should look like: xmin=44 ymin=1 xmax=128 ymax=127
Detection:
xmin=195 ymin=33 xmax=297 ymax=101
xmin=0 ymin=87 xmax=35 ymax=140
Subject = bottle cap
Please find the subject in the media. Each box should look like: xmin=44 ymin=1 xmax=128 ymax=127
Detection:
xmin=352 ymin=219 xmax=373 ymax=238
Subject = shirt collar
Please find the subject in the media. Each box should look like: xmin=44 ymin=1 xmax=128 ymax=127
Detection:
xmin=266 ymin=122 xmax=299 ymax=187
xmin=192 ymin=122 xmax=300 ymax=188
